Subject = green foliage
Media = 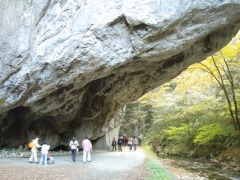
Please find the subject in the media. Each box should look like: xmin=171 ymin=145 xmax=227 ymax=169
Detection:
xmin=197 ymin=31 xmax=240 ymax=131
xmin=146 ymin=159 xmax=175 ymax=180
xmin=217 ymin=147 xmax=240 ymax=164
xmin=193 ymin=123 xmax=224 ymax=145
xmin=145 ymin=146 xmax=176 ymax=180
xmin=165 ymin=125 xmax=191 ymax=140
xmin=120 ymin=103 xmax=153 ymax=136
xmin=224 ymin=131 xmax=240 ymax=148
xmin=122 ymin=31 xmax=240 ymax=157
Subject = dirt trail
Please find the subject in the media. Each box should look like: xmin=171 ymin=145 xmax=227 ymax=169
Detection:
xmin=0 ymin=147 xmax=147 ymax=180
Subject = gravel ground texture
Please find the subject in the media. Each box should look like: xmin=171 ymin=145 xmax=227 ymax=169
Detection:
xmin=0 ymin=147 xmax=204 ymax=180
xmin=0 ymin=147 xmax=147 ymax=180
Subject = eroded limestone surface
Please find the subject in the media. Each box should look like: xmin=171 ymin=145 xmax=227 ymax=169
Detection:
xmin=0 ymin=0 xmax=240 ymax=148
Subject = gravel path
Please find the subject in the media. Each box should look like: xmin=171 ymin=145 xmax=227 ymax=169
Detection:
xmin=0 ymin=147 xmax=206 ymax=180
xmin=0 ymin=147 xmax=147 ymax=180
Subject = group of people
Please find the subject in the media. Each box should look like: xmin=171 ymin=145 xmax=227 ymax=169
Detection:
xmin=69 ymin=136 xmax=92 ymax=163
xmin=28 ymin=136 xmax=92 ymax=165
xmin=127 ymin=136 xmax=139 ymax=151
xmin=28 ymin=135 xmax=141 ymax=165
xmin=111 ymin=137 xmax=123 ymax=152
xmin=111 ymin=135 xmax=141 ymax=152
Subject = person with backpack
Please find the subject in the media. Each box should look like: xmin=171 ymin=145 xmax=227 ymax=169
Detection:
xmin=69 ymin=137 xmax=79 ymax=162
xmin=28 ymin=137 xmax=41 ymax=163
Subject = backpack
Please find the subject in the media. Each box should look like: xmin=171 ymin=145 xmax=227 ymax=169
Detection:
xmin=28 ymin=141 xmax=34 ymax=149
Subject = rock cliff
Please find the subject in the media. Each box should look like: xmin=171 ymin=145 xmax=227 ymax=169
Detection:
xmin=0 ymin=0 xmax=240 ymax=149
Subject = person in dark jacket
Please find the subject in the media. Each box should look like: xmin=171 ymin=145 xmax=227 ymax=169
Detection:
xmin=112 ymin=138 xmax=117 ymax=151
xmin=117 ymin=137 xmax=123 ymax=152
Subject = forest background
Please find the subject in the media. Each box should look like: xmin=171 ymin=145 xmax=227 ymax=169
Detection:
xmin=120 ymin=31 xmax=240 ymax=168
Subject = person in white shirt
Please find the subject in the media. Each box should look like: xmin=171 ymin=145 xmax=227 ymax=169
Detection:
xmin=69 ymin=137 xmax=79 ymax=162
xmin=29 ymin=137 xmax=41 ymax=163
xmin=82 ymin=136 xmax=92 ymax=163
xmin=39 ymin=142 xmax=50 ymax=165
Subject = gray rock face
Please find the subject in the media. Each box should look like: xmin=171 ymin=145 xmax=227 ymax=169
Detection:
xmin=0 ymin=0 xmax=240 ymax=148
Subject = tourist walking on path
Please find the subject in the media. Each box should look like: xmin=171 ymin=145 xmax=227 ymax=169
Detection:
xmin=82 ymin=136 xmax=92 ymax=163
xmin=137 ymin=136 xmax=142 ymax=146
xmin=112 ymin=138 xmax=117 ymax=151
xmin=29 ymin=137 xmax=41 ymax=163
xmin=39 ymin=142 xmax=50 ymax=165
xmin=69 ymin=137 xmax=79 ymax=162
xmin=123 ymin=136 xmax=128 ymax=146
xmin=117 ymin=136 xmax=123 ymax=152
xmin=133 ymin=136 xmax=138 ymax=151
xmin=128 ymin=136 xmax=133 ymax=151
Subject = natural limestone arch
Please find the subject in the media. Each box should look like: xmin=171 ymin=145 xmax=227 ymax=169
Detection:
xmin=0 ymin=0 xmax=240 ymax=149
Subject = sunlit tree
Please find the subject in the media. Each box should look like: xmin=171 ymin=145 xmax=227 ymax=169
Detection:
xmin=196 ymin=33 xmax=240 ymax=131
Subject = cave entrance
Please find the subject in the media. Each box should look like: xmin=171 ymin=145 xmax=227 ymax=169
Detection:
xmin=51 ymin=144 xmax=68 ymax=151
